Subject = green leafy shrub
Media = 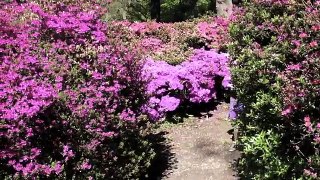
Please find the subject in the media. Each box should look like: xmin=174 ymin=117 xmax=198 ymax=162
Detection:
xmin=105 ymin=0 xmax=150 ymax=21
xmin=228 ymin=0 xmax=320 ymax=179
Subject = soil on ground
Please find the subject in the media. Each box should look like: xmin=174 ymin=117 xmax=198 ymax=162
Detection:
xmin=146 ymin=103 xmax=240 ymax=180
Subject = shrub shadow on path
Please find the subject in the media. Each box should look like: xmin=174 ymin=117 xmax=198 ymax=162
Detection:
xmin=144 ymin=103 xmax=240 ymax=180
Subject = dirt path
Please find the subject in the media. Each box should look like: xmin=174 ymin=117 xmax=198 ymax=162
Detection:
xmin=158 ymin=103 xmax=240 ymax=180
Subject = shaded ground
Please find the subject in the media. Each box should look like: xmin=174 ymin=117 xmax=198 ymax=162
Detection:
xmin=146 ymin=103 xmax=240 ymax=180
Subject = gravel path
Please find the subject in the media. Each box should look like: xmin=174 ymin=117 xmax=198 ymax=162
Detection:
xmin=158 ymin=103 xmax=240 ymax=180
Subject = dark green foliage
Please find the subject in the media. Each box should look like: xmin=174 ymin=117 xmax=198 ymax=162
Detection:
xmin=228 ymin=0 xmax=320 ymax=179
xmin=105 ymin=0 xmax=216 ymax=22
xmin=150 ymin=0 xmax=160 ymax=21
xmin=161 ymin=0 xmax=215 ymax=22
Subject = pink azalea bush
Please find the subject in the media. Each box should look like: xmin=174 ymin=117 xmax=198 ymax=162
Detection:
xmin=142 ymin=49 xmax=231 ymax=120
xmin=0 ymin=2 xmax=154 ymax=179
xmin=109 ymin=16 xmax=230 ymax=65
xmin=109 ymin=20 xmax=193 ymax=64
xmin=197 ymin=16 xmax=230 ymax=50
xmin=0 ymin=0 xmax=234 ymax=178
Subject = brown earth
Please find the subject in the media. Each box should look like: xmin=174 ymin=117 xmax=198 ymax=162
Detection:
xmin=146 ymin=103 xmax=240 ymax=180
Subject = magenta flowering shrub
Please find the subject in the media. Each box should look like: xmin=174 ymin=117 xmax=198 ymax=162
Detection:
xmin=142 ymin=49 xmax=230 ymax=120
xmin=281 ymin=52 xmax=320 ymax=178
xmin=139 ymin=37 xmax=164 ymax=52
xmin=197 ymin=17 xmax=230 ymax=50
xmin=1 ymin=2 xmax=154 ymax=179
xmin=109 ymin=20 xmax=194 ymax=64
xmin=109 ymin=17 xmax=231 ymax=65
xmin=1 ymin=1 xmax=233 ymax=178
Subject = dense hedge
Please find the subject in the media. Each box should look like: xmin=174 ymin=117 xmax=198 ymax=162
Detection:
xmin=0 ymin=2 xmax=154 ymax=179
xmin=0 ymin=0 xmax=233 ymax=179
xmin=229 ymin=0 xmax=320 ymax=179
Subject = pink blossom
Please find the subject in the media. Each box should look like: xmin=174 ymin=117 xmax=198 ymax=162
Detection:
xmin=80 ymin=160 xmax=92 ymax=170
xmin=281 ymin=106 xmax=293 ymax=116
xmin=299 ymin=32 xmax=308 ymax=38
xmin=53 ymin=162 xmax=63 ymax=174
xmin=291 ymin=40 xmax=301 ymax=47
xmin=304 ymin=116 xmax=313 ymax=132
xmin=310 ymin=41 xmax=318 ymax=47
xmin=120 ymin=108 xmax=136 ymax=122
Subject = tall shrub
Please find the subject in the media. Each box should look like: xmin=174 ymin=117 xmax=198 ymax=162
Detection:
xmin=229 ymin=0 xmax=320 ymax=179
xmin=0 ymin=2 xmax=154 ymax=179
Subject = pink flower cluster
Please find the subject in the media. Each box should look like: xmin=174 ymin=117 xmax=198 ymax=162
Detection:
xmin=140 ymin=37 xmax=163 ymax=51
xmin=142 ymin=49 xmax=231 ymax=120
xmin=110 ymin=17 xmax=230 ymax=64
xmin=0 ymin=2 xmax=149 ymax=178
xmin=0 ymin=1 xmax=235 ymax=178
xmin=197 ymin=17 xmax=230 ymax=49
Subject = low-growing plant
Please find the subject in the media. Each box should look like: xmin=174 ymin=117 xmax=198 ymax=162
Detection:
xmin=142 ymin=49 xmax=231 ymax=120
xmin=108 ymin=16 xmax=230 ymax=65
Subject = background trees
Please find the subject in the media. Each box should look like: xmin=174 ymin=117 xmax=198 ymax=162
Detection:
xmin=105 ymin=0 xmax=236 ymax=22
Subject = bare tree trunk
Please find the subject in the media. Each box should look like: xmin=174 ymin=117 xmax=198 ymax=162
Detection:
xmin=209 ymin=0 xmax=217 ymax=14
xmin=216 ymin=0 xmax=232 ymax=17
xmin=150 ymin=0 xmax=161 ymax=22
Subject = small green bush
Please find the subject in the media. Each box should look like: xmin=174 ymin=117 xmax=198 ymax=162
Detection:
xmin=229 ymin=0 xmax=320 ymax=179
